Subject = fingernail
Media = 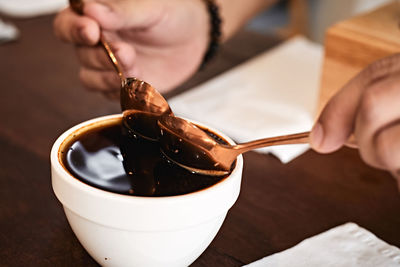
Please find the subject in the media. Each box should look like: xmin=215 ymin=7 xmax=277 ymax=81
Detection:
xmin=310 ymin=122 xmax=324 ymax=150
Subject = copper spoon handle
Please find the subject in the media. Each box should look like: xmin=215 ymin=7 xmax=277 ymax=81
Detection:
xmin=233 ymin=131 xmax=310 ymax=154
xmin=100 ymin=38 xmax=126 ymax=82
xmin=69 ymin=0 xmax=126 ymax=82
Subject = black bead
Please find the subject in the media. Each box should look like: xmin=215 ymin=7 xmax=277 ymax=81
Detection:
xmin=200 ymin=0 xmax=222 ymax=69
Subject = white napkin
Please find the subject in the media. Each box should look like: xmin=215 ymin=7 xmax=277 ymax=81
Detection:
xmin=245 ymin=223 xmax=400 ymax=267
xmin=0 ymin=19 xmax=19 ymax=44
xmin=168 ymin=36 xmax=323 ymax=163
xmin=0 ymin=0 xmax=67 ymax=18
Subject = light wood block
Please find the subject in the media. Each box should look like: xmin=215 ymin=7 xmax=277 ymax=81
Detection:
xmin=318 ymin=1 xmax=400 ymax=115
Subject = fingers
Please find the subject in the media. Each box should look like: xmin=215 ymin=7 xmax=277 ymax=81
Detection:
xmin=76 ymin=41 xmax=137 ymax=93
xmin=54 ymin=0 xmax=164 ymax=45
xmin=55 ymin=5 xmax=139 ymax=95
xmin=311 ymin=54 xmax=400 ymax=187
xmin=103 ymin=91 xmax=121 ymax=101
xmin=53 ymin=7 xmax=100 ymax=45
xmin=310 ymin=72 xmax=364 ymax=153
xmin=374 ymin=122 xmax=400 ymax=172
xmin=353 ymin=75 xmax=400 ymax=168
xmin=392 ymin=170 xmax=400 ymax=191
xmin=79 ymin=68 xmax=121 ymax=93
xmin=311 ymin=54 xmax=400 ymax=153
xmin=84 ymin=0 xmax=165 ymax=31
xmin=76 ymin=41 xmax=136 ymax=71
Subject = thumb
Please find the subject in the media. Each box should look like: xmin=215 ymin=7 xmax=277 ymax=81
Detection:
xmin=84 ymin=0 xmax=164 ymax=31
xmin=310 ymin=54 xmax=400 ymax=153
xmin=310 ymin=76 xmax=362 ymax=153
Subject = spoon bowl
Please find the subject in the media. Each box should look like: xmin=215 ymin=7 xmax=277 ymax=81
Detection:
xmin=121 ymin=78 xmax=173 ymax=141
xmin=158 ymin=115 xmax=310 ymax=176
xmin=158 ymin=115 xmax=232 ymax=176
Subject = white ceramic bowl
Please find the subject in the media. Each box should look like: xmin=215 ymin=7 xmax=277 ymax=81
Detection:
xmin=51 ymin=114 xmax=243 ymax=267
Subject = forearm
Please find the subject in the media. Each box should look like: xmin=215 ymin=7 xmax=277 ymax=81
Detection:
xmin=215 ymin=0 xmax=279 ymax=41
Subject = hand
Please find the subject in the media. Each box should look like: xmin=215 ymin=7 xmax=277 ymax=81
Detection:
xmin=53 ymin=0 xmax=210 ymax=96
xmin=310 ymin=54 xmax=400 ymax=189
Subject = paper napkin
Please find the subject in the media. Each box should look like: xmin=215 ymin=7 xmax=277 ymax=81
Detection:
xmin=0 ymin=0 xmax=67 ymax=18
xmin=168 ymin=36 xmax=323 ymax=163
xmin=245 ymin=223 xmax=400 ymax=267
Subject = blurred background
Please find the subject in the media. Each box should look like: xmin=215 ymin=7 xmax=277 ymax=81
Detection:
xmin=246 ymin=0 xmax=393 ymax=43
xmin=0 ymin=0 xmax=393 ymax=45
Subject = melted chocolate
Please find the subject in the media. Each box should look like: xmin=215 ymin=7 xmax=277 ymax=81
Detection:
xmin=62 ymin=120 xmax=229 ymax=197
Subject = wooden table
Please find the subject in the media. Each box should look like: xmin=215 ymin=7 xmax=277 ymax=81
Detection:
xmin=1 ymin=15 xmax=400 ymax=267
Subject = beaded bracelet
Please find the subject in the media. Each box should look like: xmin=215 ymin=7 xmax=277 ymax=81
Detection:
xmin=201 ymin=0 xmax=222 ymax=69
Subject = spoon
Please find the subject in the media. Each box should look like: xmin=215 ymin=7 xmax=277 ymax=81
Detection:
xmin=158 ymin=115 xmax=310 ymax=176
xmin=70 ymin=0 xmax=308 ymax=174
xmin=69 ymin=0 xmax=172 ymax=140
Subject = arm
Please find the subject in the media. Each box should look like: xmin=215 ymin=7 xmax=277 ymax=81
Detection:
xmin=216 ymin=0 xmax=278 ymax=41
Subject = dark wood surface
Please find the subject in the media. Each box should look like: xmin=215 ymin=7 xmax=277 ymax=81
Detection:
xmin=1 ymin=15 xmax=400 ymax=267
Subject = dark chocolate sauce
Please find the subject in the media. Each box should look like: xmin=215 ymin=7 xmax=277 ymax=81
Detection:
xmin=62 ymin=120 xmax=229 ymax=197
xmin=123 ymin=111 xmax=161 ymax=141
